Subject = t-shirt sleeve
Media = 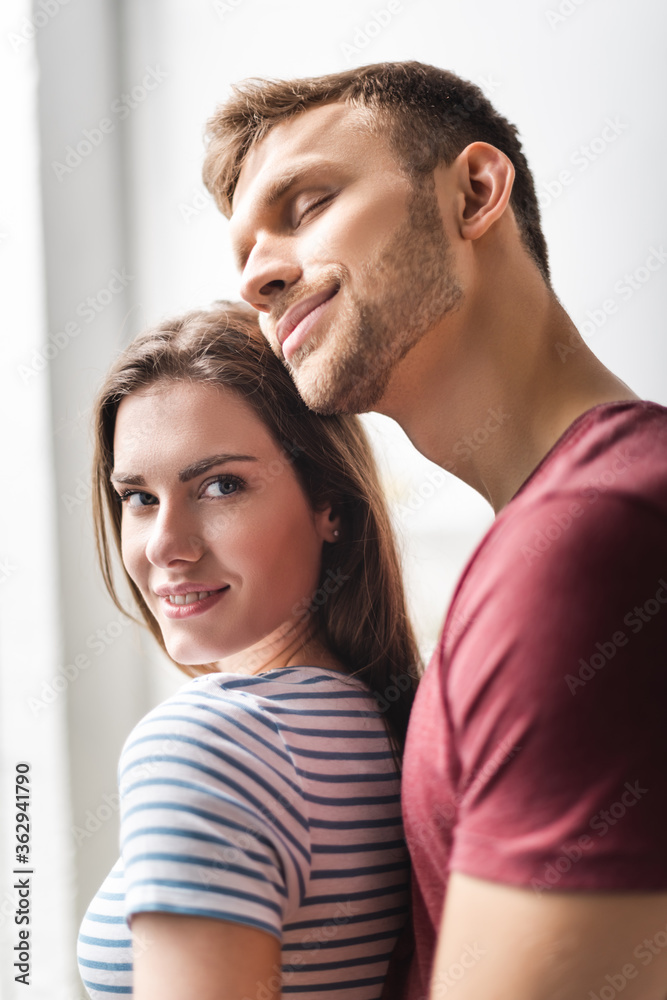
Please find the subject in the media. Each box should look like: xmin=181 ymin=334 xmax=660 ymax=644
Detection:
xmin=446 ymin=491 xmax=667 ymax=892
xmin=117 ymin=683 xmax=310 ymax=939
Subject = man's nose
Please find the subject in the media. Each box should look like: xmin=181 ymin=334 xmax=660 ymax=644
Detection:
xmin=239 ymin=239 xmax=301 ymax=313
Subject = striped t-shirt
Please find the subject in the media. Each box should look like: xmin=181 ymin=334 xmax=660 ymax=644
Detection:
xmin=77 ymin=666 xmax=409 ymax=997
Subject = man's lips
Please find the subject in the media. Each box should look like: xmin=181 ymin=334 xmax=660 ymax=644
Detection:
xmin=275 ymin=286 xmax=339 ymax=348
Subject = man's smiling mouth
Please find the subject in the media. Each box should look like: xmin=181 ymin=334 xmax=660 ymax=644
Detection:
xmin=276 ymin=285 xmax=339 ymax=348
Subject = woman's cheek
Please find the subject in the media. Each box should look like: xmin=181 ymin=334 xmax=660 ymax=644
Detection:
xmin=121 ymin=523 xmax=147 ymax=589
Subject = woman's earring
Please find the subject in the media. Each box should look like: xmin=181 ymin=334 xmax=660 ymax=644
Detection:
xmin=333 ymin=529 xmax=340 ymax=538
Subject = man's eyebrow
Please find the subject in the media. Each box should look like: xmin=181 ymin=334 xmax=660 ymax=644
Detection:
xmin=110 ymin=454 xmax=259 ymax=487
xmin=232 ymin=160 xmax=337 ymax=269
xmin=262 ymin=162 xmax=334 ymax=209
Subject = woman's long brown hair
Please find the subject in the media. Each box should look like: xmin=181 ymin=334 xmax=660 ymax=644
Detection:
xmin=92 ymin=301 xmax=421 ymax=754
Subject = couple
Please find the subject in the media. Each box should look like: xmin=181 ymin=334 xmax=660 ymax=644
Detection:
xmin=77 ymin=62 xmax=667 ymax=1000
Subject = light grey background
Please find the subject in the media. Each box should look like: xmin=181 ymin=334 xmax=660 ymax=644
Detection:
xmin=1 ymin=0 xmax=665 ymax=995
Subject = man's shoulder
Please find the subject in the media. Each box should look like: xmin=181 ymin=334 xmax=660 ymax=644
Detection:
xmin=516 ymin=399 xmax=667 ymax=510
xmin=468 ymin=399 xmax=667 ymax=569
xmin=440 ymin=401 xmax=667 ymax=660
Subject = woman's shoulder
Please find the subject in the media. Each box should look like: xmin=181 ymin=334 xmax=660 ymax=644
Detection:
xmin=117 ymin=666 xmax=382 ymax=790
xmin=158 ymin=665 xmax=380 ymax=722
xmin=191 ymin=664 xmax=377 ymax=697
xmin=116 ymin=669 xmax=295 ymax=787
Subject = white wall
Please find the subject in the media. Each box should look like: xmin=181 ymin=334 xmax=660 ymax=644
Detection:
xmin=2 ymin=0 xmax=665 ymax=993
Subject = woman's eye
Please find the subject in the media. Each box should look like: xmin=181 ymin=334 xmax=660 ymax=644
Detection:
xmin=203 ymin=476 xmax=243 ymax=498
xmin=119 ymin=491 xmax=156 ymax=508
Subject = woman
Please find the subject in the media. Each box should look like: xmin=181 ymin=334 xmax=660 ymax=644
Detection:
xmin=77 ymin=301 xmax=420 ymax=1000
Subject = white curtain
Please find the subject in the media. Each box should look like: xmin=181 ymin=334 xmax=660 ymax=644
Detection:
xmin=0 ymin=2 xmax=77 ymax=995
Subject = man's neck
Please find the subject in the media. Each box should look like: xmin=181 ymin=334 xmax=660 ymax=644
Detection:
xmin=377 ymin=262 xmax=638 ymax=513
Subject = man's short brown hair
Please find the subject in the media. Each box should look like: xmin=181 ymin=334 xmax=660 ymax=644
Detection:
xmin=203 ymin=60 xmax=551 ymax=286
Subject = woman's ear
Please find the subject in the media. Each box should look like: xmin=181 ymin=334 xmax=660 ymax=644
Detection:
xmin=314 ymin=504 xmax=342 ymax=543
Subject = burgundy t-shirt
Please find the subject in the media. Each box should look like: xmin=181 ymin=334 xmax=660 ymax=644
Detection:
xmin=400 ymin=401 xmax=667 ymax=1000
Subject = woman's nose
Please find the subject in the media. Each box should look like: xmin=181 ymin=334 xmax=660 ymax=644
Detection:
xmin=144 ymin=504 xmax=204 ymax=568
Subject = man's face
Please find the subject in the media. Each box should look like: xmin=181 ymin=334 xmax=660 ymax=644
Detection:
xmin=229 ymin=103 xmax=463 ymax=414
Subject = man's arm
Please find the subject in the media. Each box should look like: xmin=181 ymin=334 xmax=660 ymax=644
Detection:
xmin=430 ymin=873 xmax=667 ymax=1000
xmin=132 ymin=912 xmax=282 ymax=1000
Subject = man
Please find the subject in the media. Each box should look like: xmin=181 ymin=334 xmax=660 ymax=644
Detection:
xmin=202 ymin=62 xmax=667 ymax=999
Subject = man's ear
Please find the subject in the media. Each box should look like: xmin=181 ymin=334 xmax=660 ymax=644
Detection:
xmin=450 ymin=141 xmax=515 ymax=241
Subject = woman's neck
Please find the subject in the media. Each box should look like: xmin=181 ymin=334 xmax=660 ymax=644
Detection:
xmin=214 ymin=620 xmax=346 ymax=676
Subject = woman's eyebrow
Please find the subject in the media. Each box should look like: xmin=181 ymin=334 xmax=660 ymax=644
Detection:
xmin=110 ymin=454 xmax=258 ymax=486
xmin=109 ymin=471 xmax=146 ymax=486
xmin=178 ymin=454 xmax=258 ymax=482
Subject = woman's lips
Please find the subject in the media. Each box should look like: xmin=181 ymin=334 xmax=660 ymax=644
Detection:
xmin=160 ymin=587 xmax=229 ymax=619
xmin=166 ymin=589 xmax=217 ymax=606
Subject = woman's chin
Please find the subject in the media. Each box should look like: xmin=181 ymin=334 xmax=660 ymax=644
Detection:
xmin=161 ymin=619 xmax=306 ymax=675
xmin=164 ymin=638 xmax=227 ymax=669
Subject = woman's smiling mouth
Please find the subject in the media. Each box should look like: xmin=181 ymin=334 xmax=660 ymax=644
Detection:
xmin=154 ymin=584 xmax=231 ymax=618
xmin=167 ymin=590 xmax=218 ymax=605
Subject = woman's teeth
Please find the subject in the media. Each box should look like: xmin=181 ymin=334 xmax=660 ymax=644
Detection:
xmin=167 ymin=591 xmax=215 ymax=605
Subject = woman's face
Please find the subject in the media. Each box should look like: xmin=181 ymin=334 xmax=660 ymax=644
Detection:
xmin=112 ymin=380 xmax=339 ymax=665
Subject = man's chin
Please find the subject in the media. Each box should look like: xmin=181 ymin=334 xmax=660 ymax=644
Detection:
xmin=282 ymin=345 xmax=336 ymax=413
xmin=290 ymin=371 xmax=342 ymax=415
xmin=290 ymin=359 xmax=386 ymax=416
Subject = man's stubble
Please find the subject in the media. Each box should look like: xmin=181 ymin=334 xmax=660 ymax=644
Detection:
xmin=286 ymin=172 xmax=465 ymax=415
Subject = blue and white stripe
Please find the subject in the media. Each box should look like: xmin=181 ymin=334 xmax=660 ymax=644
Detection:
xmin=77 ymin=666 xmax=409 ymax=998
